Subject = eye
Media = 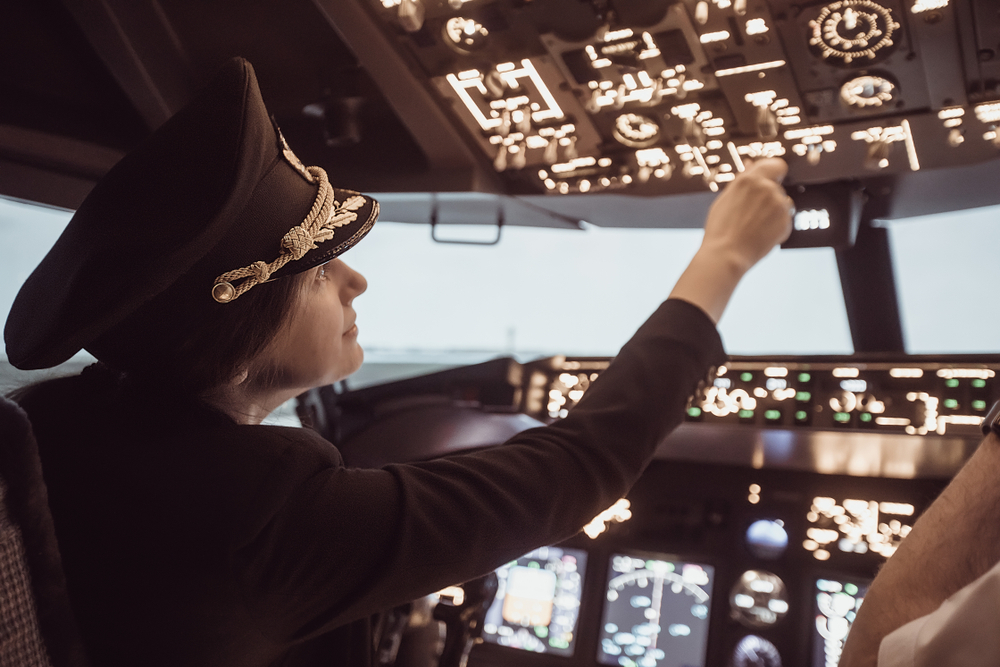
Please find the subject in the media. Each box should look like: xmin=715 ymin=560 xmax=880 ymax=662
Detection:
xmin=317 ymin=264 xmax=328 ymax=280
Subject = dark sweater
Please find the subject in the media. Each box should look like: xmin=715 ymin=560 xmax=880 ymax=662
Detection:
xmin=16 ymin=299 xmax=725 ymax=667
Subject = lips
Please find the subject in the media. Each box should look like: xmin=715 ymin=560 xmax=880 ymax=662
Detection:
xmin=344 ymin=323 xmax=358 ymax=337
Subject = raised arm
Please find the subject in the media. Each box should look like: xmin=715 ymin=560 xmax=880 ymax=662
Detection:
xmin=670 ymin=157 xmax=792 ymax=323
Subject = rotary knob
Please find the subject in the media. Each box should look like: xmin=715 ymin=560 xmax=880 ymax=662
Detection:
xmin=841 ymin=75 xmax=895 ymax=108
xmin=809 ymin=1 xmax=900 ymax=66
xmin=612 ymin=113 xmax=660 ymax=147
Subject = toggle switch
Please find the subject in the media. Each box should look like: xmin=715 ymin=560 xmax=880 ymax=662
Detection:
xmin=756 ymin=106 xmax=778 ymax=139
xmin=510 ymin=142 xmax=527 ymax=169
xmin=493 ymin=144 xmax=508 ymax=171
xmin=864 ymin=140 xmax=891 ymax=169
xmin=807 ymin=143 xmax=823 ymax=166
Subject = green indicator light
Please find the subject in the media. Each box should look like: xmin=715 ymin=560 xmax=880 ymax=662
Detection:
xmin=739 ymin=409 xmax=754 ymax=419
xmin=765 ymin=409 xmax=781 ymax=420
xmin=549 ymin=637 xmax=568 ymax=649
xmin=845 ymin=583 xmax=858 ymax=596
xmin=795 ymin=410 xmax=808 ymax=421
xmin=528 ymin=561 xmax=540 ymax=568
xmin=834 ymin=412 xmax=851 ymax=423
xmin=687 ymin=406 xmax=703 ymax=418
xmin=796 ymin=391 xmax=812 ymax=402
xmin=944 ymin=398 xmax=959 ymax=409
xmin=946 ymin=379 xmax=960 ymax=388
xmin=740 ymin=372 xmax=753 ymax=382
xmin=973 ymin=379 xmax=987 ymax=389
xmin=535 ymin=626 xmax=549 ymax=638
xmin=860 ymin=412 xmax=872 ymax=422
xmin=973 ymin=400 xmax=987 ymax=410
xmin=798 ymin=372 xmax=811 ymax=383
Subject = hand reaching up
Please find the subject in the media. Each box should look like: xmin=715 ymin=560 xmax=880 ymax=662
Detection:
xmin=668 ymin=158 xmax=794 ymax=323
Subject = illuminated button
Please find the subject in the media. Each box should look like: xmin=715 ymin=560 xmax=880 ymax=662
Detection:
xmin=687 ymin=406 xmax=703 ymax=418
xmin=860 ymin=412 xmax=873 ymax=423
xmin=973 ymin=379 xmax=987 ymax=389
xmin=798 ymin=372 xmax=812 ymax=383
xmin=741 ymin=372 xmax=753 ymax=382
xmin=746 ymin=520 xmax=788 ymax=559
xmin=739 ymin=409 xmax=755 ymax=420
xmin=833 ymin=412 xmax=850 ymax=423
xmin=845 ymin=583 xmax=859 ymax=595
xmin=945 ymin=379 xmax=960 ymax=388
xmin=943 ymin=399 xmax=959 ymax=409
xmin=973 ymin=400 xmax=988 ymax=411
xmin=795 ymin=410 xmax=809 ymax=422
xmin=796 ymin=391 xmax=812 ymax=402
xmin=764 ymin=409 xmax=781 ymax=421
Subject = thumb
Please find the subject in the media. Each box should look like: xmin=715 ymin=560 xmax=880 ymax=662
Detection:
xmin=745 ymin=157 xmax=788 ymax=183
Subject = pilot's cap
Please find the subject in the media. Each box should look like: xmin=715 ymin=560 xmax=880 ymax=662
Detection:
xmin=4 ymin=57 xmax=378 ymax=371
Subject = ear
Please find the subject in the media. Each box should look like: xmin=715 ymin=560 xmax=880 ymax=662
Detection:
xmin=233 ymin=368 xmax=250 ymax=385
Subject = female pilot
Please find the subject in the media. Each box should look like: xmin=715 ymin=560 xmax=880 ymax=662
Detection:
xmin=4 ymin=58 xmax=792 ymax=667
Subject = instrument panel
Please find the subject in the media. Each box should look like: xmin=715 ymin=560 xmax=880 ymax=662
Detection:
xmin=466 ymin=460 xmax=948 ymax=667
xmin=482 ymin=354 xmax=989 ymax=666
xmin=322 ymin=354 xmax=990 ymax=667
xmin=368 ymin=0 xmax=1000 ymax=198
xmin=526 ymin=355 xmax=1000 ymax=437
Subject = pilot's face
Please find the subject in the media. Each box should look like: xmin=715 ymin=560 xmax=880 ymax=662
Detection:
xmin=259 ymin=258 xmax=368 ymax=391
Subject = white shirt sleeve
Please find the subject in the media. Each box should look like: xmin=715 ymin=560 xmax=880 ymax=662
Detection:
xmin=878 ymin=559 xmax=1000 ymax=667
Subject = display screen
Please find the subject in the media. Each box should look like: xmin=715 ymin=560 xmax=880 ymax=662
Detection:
xmin=482 ymin=545 xmax=587 ymax=656
xmin=812 ymin=577 xmax=868 ymax=667
xmin=597 ymin=552 xmax=714 ymax=667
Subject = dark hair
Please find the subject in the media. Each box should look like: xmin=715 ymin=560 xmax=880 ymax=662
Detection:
xmin=89 ymin=269 xmax=310 ymax=395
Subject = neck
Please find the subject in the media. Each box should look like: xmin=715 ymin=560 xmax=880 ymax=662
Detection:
xmin=200 ymin=381 xmax=301 ymax=425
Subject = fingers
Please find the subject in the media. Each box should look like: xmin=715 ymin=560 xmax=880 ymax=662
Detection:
xmin=785 ymin=195 xmax=796 ymax=219
xmin=743 ymin=157 xmax=788 ymax=183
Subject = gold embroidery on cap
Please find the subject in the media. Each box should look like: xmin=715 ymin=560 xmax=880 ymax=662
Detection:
xmin=277 ymin=129 xmax=312 ymax=183
xmin=211 ymin=166 xmax=367 ymax=303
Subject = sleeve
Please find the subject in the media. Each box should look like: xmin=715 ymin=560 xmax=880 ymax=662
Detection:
xmin=877 ymin=559 xmax=1000 ymax=667
xmin=236 ymin=298 xmax=726 ymax=643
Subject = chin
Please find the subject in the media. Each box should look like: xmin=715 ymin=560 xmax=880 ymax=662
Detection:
xmin=331 ymin=349 xmax=364 ymax=384
xmin=344 ymin=349 xmax=364 ymax=379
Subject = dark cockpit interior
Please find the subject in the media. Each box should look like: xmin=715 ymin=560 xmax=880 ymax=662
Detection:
xmin=3 ymin=1 xmax=1000 ymax=666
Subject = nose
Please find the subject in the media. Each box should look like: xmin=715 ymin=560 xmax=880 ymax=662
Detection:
xmin=339 ymin=259 xmax=367 ymax=301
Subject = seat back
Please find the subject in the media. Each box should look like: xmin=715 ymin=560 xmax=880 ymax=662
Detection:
xmin=0 ymin=475 xmax=53 ymax=666
xmin=0 ymin=395 xmax=89 ymax=667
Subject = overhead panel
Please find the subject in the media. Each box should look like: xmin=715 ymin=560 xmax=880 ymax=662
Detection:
xmin=362 ymin=0 xmax=1000 ymax=200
